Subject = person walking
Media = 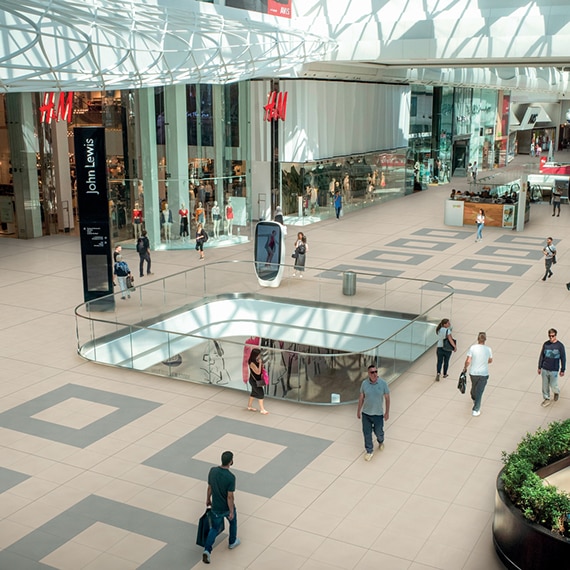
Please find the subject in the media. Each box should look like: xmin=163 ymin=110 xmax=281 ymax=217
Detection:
xmin=356 ymin=364 xmax=390 ymax=461
xmin=292 ymin=232 xmax=308 ymax=277
xmin=552 ymin=186 xmax=562 ymax=217
xmin=196 ymin=223 xmax=207 ymax=260
xmin=472 ymin=161 xmax=478 ymax=183
xmin=113 ymin=254 xmax=132 ymax=300
xmin=475 ymin=208 xmax=485 ymax=242
xmin=463 ymin=332 xmax=493 ymax=417
xmin=538 ymin=328 xmax=566 ymax=407
xmin=202 ymin=451 xmax=240 ymax=564
xmin=247 ymin=348 xmax=269 ymax=414
xmin=435 ymin=318 xmax=456 ymax=381
xmin=137 ymin=229 xmax=153 ymax=278
xmin=541 ymin=237 xmax=556 ymax=281
xmin=334 ymin=190 xmax=342 ymax=219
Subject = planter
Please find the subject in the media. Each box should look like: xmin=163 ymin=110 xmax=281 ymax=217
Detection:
xmin=493 ymin=460 xmax=570 ymax=570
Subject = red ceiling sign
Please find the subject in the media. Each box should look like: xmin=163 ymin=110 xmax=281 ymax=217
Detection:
xmin=264 ymin=91 xmax=288 ymax=122
xmin=40 ymin=92 xmax=74 ymax=124
xmin=268 ymin=0 xmax=292 ymax=18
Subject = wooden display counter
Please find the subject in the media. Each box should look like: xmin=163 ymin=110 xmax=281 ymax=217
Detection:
xmin=444 ymin=199 xmax=528 ymax=228
xmin=462 ymin=201 xmax=512 ymax=227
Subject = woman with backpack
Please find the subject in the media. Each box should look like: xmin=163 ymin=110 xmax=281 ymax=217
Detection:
xmin=293 ymin=232 xmax=308 ymax=277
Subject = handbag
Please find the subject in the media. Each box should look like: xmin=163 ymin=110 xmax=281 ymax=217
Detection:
xmin=196 ymin=508 xmax=224 ymax=547
xmin=443 ymin=337 xmax=456 ymax=352
xmin=126 ymin=275 xmax=135 ymax=291
xmin=458 ymin=370 xmax=467 ymax=394
xmin=196 ymin=508 xmax=211 ymax=547
xmin=291 ymin=251 xmax=298 ymax=259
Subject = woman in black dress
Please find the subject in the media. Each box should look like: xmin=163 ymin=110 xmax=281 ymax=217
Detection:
xmin=247 ymin=348 xmax=269 ymax=414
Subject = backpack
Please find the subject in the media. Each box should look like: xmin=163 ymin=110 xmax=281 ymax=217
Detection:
xmin=203 ymin=230 xmax=209 ymax=242
xmin=297 ymin=243 xmax=306 ymax=255
xmin=136 ymin=237 xmax=145 ymax=254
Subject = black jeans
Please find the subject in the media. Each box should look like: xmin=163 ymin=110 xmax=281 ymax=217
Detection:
xmin=436 ymin=347 xmax=452 ymax=375
xmin=139 ymin=252 xmax=151 ymax=276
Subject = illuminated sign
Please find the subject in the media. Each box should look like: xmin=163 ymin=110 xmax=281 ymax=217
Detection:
xmin=268 ymin=0 xmax=291 ymax=18
xmin=40 ymin=92 xmax=74 ymax=124
xmin=264 ymin=91 xmax=288 ymax=122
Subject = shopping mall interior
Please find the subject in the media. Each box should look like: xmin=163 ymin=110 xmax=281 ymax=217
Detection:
xmin=1 ymin=1 xmax=570 ymax=568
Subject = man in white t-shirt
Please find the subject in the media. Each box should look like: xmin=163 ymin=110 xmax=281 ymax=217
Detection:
xmin=463 ymin=332 xmax=493 ymax=417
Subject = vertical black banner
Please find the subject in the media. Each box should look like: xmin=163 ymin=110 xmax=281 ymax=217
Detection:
xmin=74 ymin=127 xmax=114 ymax=307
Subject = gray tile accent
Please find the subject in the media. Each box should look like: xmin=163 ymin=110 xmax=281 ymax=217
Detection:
xmin=421 ymin=275 xmax=512 ymax=298
xmin=356 ymin=250 xmax=432 ymax=265
xmin=0 ymin=495 xmax=201 ymax=569
xmin=0 ymin=384 xmax=161 ymax=448
xmin=452 ymin=259 xmax=532 ymax=277
xmin=385 ymin=238 xmax=455 ymax=251
xmin=475 ymin=246 xmax=543 ymax=260
xmin=144 ymin=416 xmax=332 ymax=499
xmin=494 ymin=234 xmax=557 ymax=246
xmin=315 ymin=264 xmax=403 ymax=284
xmin=0 ymin=467 xmax=30 ymax=494
xmin=412 ymin=228 xmax=473 ymax=240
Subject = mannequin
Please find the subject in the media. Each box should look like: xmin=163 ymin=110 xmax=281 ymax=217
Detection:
xmin=310 ymin=185 xmax=318 ymax=214
xmin=132 ymin=202 xmax=143 ymax=239
xmin=343 ymin=173 xmax=351 ymax=201
xmin=160 ymin=202 xmax=173 ymax=241
xmin=179 ymin=203 xmax=189 ymax=242
xmin=195 ymin=201 xmax=205 ymax=226
xmin=211 ymin=200 xmax=221 ymax=238
xmin=225 ymin=198 xmax=234 ymax=236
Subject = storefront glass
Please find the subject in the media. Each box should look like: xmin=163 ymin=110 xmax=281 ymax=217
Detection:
xmin=280 ymin=147 xmax=408 ymax=221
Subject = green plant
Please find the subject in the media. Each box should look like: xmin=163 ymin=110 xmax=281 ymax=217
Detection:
xmin=501 ymin=419 xmax=570 ymax=537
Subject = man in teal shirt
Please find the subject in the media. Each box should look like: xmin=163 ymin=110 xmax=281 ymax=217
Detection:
xmin=202 ymin=451 xmax=240 ymax=564
xmin=357 ymin=364 xmax=391 ymax=461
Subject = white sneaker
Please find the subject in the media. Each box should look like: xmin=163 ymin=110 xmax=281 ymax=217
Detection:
xmin=472 ymin=410 xmax=481 ymax=416
xmin=541 ymin=399 xmax=551 ymax=408
xmin=364 ymin=452 xmax=373 ymax=461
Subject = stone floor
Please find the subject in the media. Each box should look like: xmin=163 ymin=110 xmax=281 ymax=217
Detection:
xmin=1 ymin=153 xmax=570 ymax=569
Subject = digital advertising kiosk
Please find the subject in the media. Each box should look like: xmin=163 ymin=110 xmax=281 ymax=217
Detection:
xmin=254 ymin=221 xmax=286 ymax=287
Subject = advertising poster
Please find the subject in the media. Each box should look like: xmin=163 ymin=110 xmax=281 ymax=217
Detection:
xmin=226 ymin=0 xmax=292 ymax=19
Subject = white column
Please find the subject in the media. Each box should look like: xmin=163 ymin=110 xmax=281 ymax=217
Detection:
xmin=5 ymin=93 xmax=42 ymax=239
xmin=138 ymin=89 xmax=161 ymax=249
xmin=52 ymin=119 xmax=74 ymax=231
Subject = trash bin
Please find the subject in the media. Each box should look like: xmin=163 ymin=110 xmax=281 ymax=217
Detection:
xmin=342 ymin=270 xmax=356 ymax=296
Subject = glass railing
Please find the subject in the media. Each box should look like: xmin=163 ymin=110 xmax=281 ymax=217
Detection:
xmin=75 ymin=261 xmax=453 ymax=404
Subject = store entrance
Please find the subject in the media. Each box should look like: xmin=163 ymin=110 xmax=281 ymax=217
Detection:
xmin=452 ymin=140 xmax=469 ymax=176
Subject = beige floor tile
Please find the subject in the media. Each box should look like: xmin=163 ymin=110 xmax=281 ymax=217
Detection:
xmin=355 ymin=550 xmax=411 ymax=570
xmin=310 ymin=537 xmax=367 ymax=569
xmin=41 ymin=540 xmax=102 ymax=570
xmin=290 ymin=508 xmax=343 ymax=537
xmin=83 ymin=552 xmax=139 ymax=570
xmin=107 ymin=531 xmax=166 ymax=563
xmin=247 ymin=546 xmax=307 ymax=570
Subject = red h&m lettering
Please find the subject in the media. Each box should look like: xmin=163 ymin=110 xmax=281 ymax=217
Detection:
xmin=40 ymin=92 xmax=74 ymax=124
xmin=264 ymin=91 xmax=288 ymax=122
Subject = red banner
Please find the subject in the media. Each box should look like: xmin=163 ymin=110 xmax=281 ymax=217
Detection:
xmin=268 ymin=0 xmax=291 ymax=18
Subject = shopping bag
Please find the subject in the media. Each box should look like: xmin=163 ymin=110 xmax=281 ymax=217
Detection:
xmin=458 ymin=370 xmax=467 ymax=394
xmin=196 ymin=508 xmax=211 ymax=547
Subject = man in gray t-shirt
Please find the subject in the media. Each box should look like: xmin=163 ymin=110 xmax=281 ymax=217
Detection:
xmin=357 ymin=365 xmax=390 ymax=461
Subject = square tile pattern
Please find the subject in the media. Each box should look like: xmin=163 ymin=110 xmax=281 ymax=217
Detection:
xmin=0 ymin=384 xmax=161 ymax=448
xmin=0 ymin=495 xmax=200 ymax=569
xmin=144 ymin=416 xmax=333 ymax=498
